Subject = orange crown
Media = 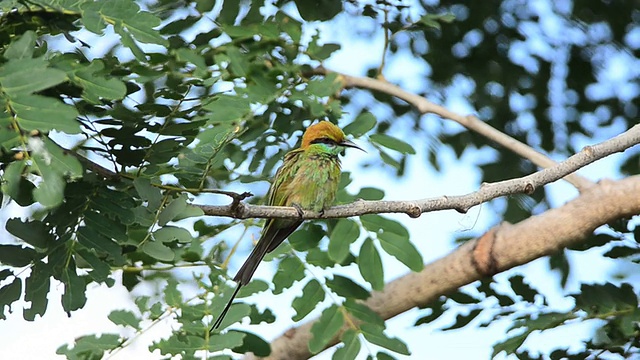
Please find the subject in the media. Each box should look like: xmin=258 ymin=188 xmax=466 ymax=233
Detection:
xmin=301 ymin=121 xmax=346 ymax=148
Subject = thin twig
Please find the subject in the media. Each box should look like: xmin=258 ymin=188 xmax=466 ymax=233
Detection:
xmin=196 ymin=123 xmax=640 ymax=219
xmin=309 ymin=66 xmax=595 ymax=191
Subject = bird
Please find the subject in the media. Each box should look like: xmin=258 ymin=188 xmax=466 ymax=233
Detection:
xmin=210 ymin=121 xmax=364 ymax=332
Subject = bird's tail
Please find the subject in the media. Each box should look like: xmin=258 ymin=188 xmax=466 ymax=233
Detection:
xmin=210 ymin=239 xmax=271 ymax=332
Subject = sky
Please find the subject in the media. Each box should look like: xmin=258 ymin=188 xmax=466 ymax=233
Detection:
xmin=1 ymin=1 xmax=638 ymax=359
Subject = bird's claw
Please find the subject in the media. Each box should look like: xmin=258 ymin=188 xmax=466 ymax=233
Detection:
xmin=292 ymin=203 xmax=304 ymax=219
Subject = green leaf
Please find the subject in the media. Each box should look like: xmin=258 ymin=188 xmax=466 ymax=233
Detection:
xmin=292 ymin=279 xmax=326 ymax=321
xmin=333 ymin=329 xmax=361 ymax=360
xmin=309 ymin=305 xmax=344 ymax=354
xmin=0 ymin=245 xmax=38 ymax=267
xmin=6 ymin=218 xmax=52 ymax=249
xmin=360 ymin=323 xmax=410 ymax=355
xmin=272 ymin=256 xmax=305 ymax=294
xmin=329 ymin=219 xmax=360 ymax=263
xmin=108 ymin=310 xmax=140 ymax=329
xmin=0 ymin=58 xmax=67 ymax=97
xmin=72 ymin=60 xmax=127 ymax=103
xmin=153 ymin=226 xmax=193 ymax=243
xmin=356 ymin=187 xmax=385 ymax=201
xmin=75 ymin=247 xmax=112 ymax=284
xmin=441 ymin=308 xmax=483 ymax=331
xmin=56 ymin=334 xmax=121 ymax=358
xmin=343 ymin=112 xmax=377 ymax=137
xmin=4 ymin=30 xmax=36 ymax=60
xmin=141 ymin=241 xmax=175 ymax=262
xmin=308 ymin=43 xmax=341 ymax=61
xmin=61 ymin=260 xmax=87 ymax=312
xmin=415 ymin=298 xmax=447 ymax=326
xmin=77 ymin=226 xmax=123 ymax=261
xmin=357 ymin=238 xmax=384 ymax=291
xmin=573 ymin=282 xmax=638 ymax=315
xmin=363 ymin=215 xmax=423 ymax=272
xmin=231 ymin=330 xmax=271 ymax=357
xmin=294 ymin=0 xmax=342 ymax=21
xmin=158 ymin=195 xmax=188 ymax=226
xmin=23 ymin=262 xmax=51 ymax=320
xmin=213 ymin=303 xmax=252 ymax=330
xmin=237 ymin=279 xmax=269 ymax=298
xmin=84 ymin=211 xmax=128 ymax=243
xmin=11 ymin=95 xmax=80 ymax=134
xmin=326 ymin=275 xmax=370 ymax=300
xmin=508 ymin=275 xmax=538 ymax=303
xmin=343 ymin=299 xmax=384 ymax=326
xmin=370 ymin=134 xmax=416 ymax=155
xmin=492 ymin=331 xmax=528 ymax=358
xmin=133 ymin=177 xmax=163 ymax=210
xmin=0 ymin=276 xmax=22 ymax=320
xmin=306 ymin=73 xmax=341 ymax=97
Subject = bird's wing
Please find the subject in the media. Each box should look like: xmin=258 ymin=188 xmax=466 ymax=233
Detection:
xmin=232 ymin=149 xmax=304 ymax=285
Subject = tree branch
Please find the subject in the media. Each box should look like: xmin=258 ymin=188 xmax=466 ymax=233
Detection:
xmin=308 ymin=66 xmax=595 ymax=191
xmin=197 ymin=123 xmax=640 ymax=219
xmin=248 ymin=175 xmax=640 ymax=359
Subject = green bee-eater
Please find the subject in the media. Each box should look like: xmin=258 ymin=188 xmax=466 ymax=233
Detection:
xmin=211 ymin=121 xmax=363 ymax=331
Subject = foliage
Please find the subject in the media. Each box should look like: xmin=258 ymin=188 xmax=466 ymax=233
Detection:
xmin=0 ymin=0 xmax=638 ymax=359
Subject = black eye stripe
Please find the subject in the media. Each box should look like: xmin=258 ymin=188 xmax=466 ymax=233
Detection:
xmin=310 ymin=137 xmax=338 ymax=145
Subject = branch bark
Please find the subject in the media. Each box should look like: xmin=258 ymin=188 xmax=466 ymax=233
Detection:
xmin=309 ymin=67 xmax=595 ymax=191
xmin=249 ymin=175 xmax=640 ymax=360
xmin=196 ymin=124 xmax=639 ymax=219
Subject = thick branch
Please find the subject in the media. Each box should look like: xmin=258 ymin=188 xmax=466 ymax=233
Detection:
xmin=251 ymin=175 xmax=640 ymax=360
xmin=197 ymin=124 xmax=639 ymax=219
xmin=310 ymin=67 xmax=595 ymax=191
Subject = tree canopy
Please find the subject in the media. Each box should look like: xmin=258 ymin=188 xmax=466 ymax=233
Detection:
xmin=0 ymin=0 xmax=638 ymax=359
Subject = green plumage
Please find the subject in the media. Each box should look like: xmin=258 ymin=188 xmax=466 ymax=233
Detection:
xmin=210 ymin=121 xmax=362 ymax=332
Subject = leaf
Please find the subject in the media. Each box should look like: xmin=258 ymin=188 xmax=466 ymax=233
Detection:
xmin=61 ymin=260 xmax=87 ymax=312
xmin=415 ymin=298 xmax=447 ymax=326
xmin=153 ymin=226 xmax=193 ymax=243
xmin=294 ymin=0 xmax=342 ymax=21
xmin=23 ymin=262 xmax=51 ymax=320
xmin=56 ymin=334 xmax=122 ymax=358
xmin=158 ymin=195 xmax=188 ymax=226
xmin=308 ymin=43 xmax=341 ymax=61
xmin=370 ymin=134 xmax=416 ymax=155
xmin=309 ymin=305 xmax=344 ymax=354
xmin=356 ymin=187 xmax=385 ymax=201
xmin=360 ymin=323 xmax=410 ymax=355
xmin=11 ymin=95 xmax=80 ymax=134
xmin=134 ymin=177 xmax=164 ymax=210
xmin=0 ymin=276 xmax=22 ymax=320
xmin=6 ymin=218 xmax=52 ymax=249
xmin=441 ymin=308 xmax=483 ymax=331
xmin=326 ymin=275 xmax=370 ymax=300
xmin=343 ymin=299 xmax=384 ymax=326
xmin=343 ymin=112 xmax=377 ymax=137
xmin=0 ymin=58 xmax=67 ymax=97
xmin=272 ymin=256 xmax=305 ymax=294
xmin=84 ymin=211 xmax=128 ymax=243
xmin=72 ymin=60 xmax=127 ymax=103
xmin=237 ymin=279 xmax=269 ymax=298
xmin=141 ymin=241 xmax=175 ymax=262
xmin=108 ymin=310 xmax=140 ymax=329
xmin=333 ymin=329 xmax=361 ymax=360
xmin=231 ymin=331 xmax=271 ymax=357
xmin=77 ymin=226 xmax=123 ymax=261
xmin=292 ymin=279 xmax=326 ymax=321
xmin=492 ymin=331 xmax=528 ymax=358
xmin=75 ymin=247 xmax=112 ymax=284
xmin=508 ymin=275 xmax=538 ymax=303
xmin=329 ymin=219 xmax=360 ymax=263
xmin=306 ymin=73 xmax=341 ymax=97
xmin=0 ymin=245 xmax=38 ymax=267
xmin=357 ymin=238 xmax=384 ymax=291
xmin=365 ymin=217 xmax=423 ymax=272
xmin=4 ymin=31 xmax=36 ymax=60
xmin=573 ymin=282 xmax=638 ymax=316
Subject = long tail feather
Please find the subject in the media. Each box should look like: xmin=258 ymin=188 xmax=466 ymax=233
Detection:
xmin=210 ymin=283 xmax=241 ymax=332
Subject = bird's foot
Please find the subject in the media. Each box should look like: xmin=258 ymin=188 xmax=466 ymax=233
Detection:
xmin=292 ymin=203 xmax=304 ymax=219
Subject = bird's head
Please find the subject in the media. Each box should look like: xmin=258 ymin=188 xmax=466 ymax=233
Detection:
xmin=301 ymin=121 xmax=364 ymax=155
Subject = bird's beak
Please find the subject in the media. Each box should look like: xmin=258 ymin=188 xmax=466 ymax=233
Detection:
xmin=339 ymin=139 xmax=366 ymax=153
